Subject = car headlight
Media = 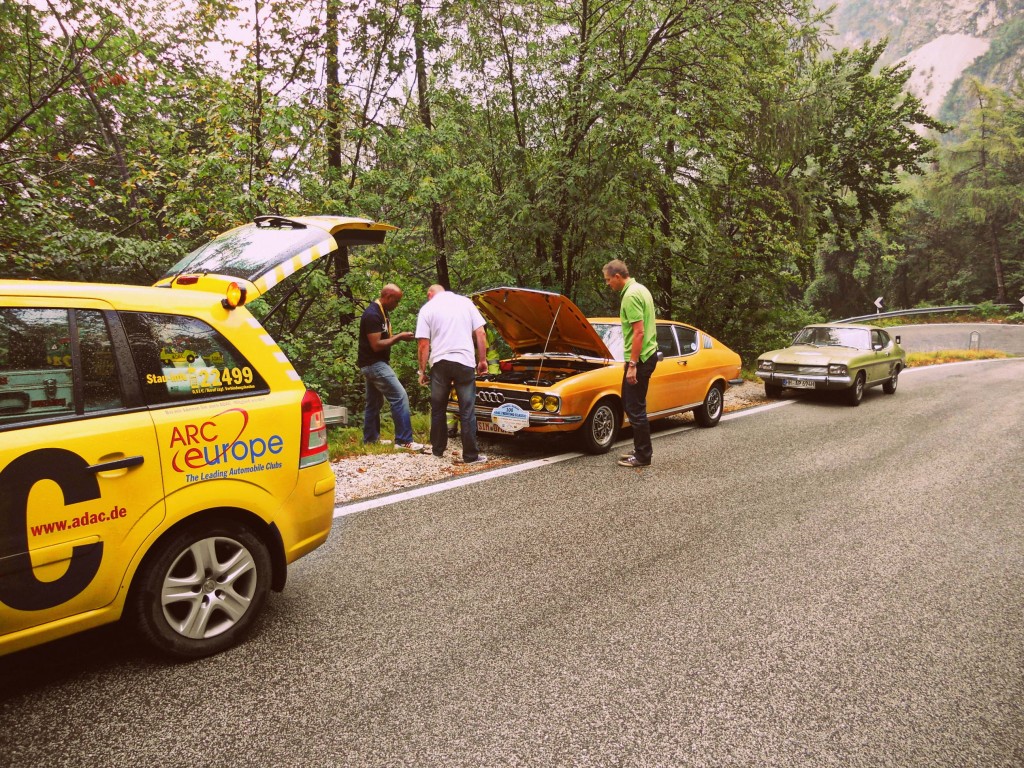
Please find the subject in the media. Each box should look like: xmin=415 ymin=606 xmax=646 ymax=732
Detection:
xmin=530 ymin=394 xmax=560 ymax=412
xmin=758 ymin=359 xmax=774 ymax=372
xmin=828 ymin=364 xmax=847 ymax=376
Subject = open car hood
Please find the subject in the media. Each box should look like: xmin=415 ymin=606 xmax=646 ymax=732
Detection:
xmin=154 ymin=215 xmax=396 ymax=301
xmin=472 ymin=287 xmax=612 ymax=358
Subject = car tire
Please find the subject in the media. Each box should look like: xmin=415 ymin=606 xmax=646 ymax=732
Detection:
xmin=846 ymin=372 xmax=866 ymax=406
xmin=883 ymin=366 xmax=900 ymax=394
xmin=578 ymin=398 xmax=620 ymax=454
xmin=764 ymin=383 xmax=783 ymax=399
xmin=133 ymin=520 xmax=271 ymax=659
xmin=694 ymin=383 xmax=724 ymax=428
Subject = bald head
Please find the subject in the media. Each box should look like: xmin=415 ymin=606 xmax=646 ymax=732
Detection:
xmin=379 ymin=283 xmax=403 ymax=310
xmin=426 ymin=284 xmax=445 ymax=300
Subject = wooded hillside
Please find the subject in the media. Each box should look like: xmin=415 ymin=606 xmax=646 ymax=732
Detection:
xmin=2 ymin=0 xmax=1021 ymax=410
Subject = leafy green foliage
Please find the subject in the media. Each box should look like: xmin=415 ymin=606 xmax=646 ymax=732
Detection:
xmin=1 ymin=0 xmax=987 ymax=415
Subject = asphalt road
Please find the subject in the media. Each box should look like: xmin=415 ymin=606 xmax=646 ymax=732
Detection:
xmin=2 ymin=359 xmax=1022 ymax=767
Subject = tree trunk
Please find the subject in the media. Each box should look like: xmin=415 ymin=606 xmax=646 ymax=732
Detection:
xmin=656 ymin=139 xmax=676 ymax=316
xmin=413 ymin=0 xmax=449 ymax=289
xmin=989 ymin=221 xmax=1007 ymax=303
xmin=325 ymin=0 xmax=342 ymax=174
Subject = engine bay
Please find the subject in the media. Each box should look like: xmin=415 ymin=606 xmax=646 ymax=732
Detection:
xmin=477 ymin=356 xmax=609 ymax=387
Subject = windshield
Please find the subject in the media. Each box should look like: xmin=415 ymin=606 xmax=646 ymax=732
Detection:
xmin=793 ymin=326 xmax=871 ymax=350
xmin=590 ymin=322 xmax=624 ymax=361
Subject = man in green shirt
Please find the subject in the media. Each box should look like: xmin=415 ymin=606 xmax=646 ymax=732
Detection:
xmin=602 ymin=259 xmax=658 ymax=467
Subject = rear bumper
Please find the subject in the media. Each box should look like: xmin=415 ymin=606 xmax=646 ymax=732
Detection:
xmin=279 ymin=463 xmax=335 ymax=564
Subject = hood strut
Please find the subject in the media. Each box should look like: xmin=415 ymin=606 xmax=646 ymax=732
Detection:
xmin=534 ymin=303 xmax=561 ymax=386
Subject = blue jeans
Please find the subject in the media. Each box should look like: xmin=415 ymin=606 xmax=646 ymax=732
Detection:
xmin=621 ymin=355 xmax=657 ymax=463
xmin=429 ymin=359 xmax=479 ymax=461
xmin=361 ymin=361 xmax=413 ymax=444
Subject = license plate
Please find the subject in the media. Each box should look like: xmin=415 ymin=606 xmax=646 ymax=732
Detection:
xmin=783 ymin=378 xmax=816 ymax=390
xmin=478 ymin=420 xmax=514 ymax=435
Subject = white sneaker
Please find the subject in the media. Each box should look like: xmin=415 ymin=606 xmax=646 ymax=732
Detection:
xmin=457 ymin=454 xmax=488 ymax=465
xmin=395 ymin=441 xmax=427 ymax=453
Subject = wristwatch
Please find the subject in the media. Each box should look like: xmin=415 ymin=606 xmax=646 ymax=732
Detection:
xmin=627 ymin=360 xmax=637 ymax=368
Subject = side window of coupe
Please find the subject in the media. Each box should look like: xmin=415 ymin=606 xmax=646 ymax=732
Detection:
xmin=872 ymin=330 xmax=888 ymax=350
xmin=675 ymin=327 xmax=699 ymax=355
xmin=656 ymin=324 xmax=679 ymax=358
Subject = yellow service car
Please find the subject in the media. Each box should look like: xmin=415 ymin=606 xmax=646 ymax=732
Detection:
xmin=0 ymin=214 xmax=392 ymax=659
xmin=454 ymin=287 xmax=743 ymax=453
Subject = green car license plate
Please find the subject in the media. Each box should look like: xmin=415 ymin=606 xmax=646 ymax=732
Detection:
xmin=783 ymin=378 xmax=816 ymax=389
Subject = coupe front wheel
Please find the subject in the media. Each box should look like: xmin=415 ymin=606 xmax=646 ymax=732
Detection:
xmin=694 ymin=383 xmax=724 ymax=427
xmin=133 ymin=521 xmax=272 ymax=659
xmin=578 ymin=398 xmax=620 ymax=454
xmin=846 ymin=372 xmax=866 ymax=406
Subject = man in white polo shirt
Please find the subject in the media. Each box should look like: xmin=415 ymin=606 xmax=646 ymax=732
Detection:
xmin=416 ymin=285 xmax=489 ymax=464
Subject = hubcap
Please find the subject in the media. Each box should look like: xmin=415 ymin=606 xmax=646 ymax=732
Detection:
xmin=707 ymin=388 xmax=722 ymax=418
xmin=593 ymin=406 xmax=615 ymax=445
xmin=161 ymin=536 xmax=258 ymax=640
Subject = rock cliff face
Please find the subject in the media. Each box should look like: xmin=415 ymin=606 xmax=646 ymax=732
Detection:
xmin=819 ymin=0 xmax=1024 ymax=121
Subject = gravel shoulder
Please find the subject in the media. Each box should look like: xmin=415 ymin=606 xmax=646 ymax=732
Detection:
xmin=332 ymin=380 xmax=769 ymax=505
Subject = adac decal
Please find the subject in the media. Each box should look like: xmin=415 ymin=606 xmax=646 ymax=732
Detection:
xmin=0 ymin=449 xmax=103 ymax=611
xmin=169 ymin=407 xmax=284 ymax=478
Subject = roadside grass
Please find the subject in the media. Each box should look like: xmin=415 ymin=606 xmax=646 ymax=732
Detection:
xmin=327 ymin=412 xmax=433 ymax=461
xmin=907 ymin=349 xmax=1012 ymax=366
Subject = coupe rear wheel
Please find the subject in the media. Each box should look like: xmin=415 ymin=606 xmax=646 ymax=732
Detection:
xmin=846 ymin=371 xmax=866 ymax=406
xmin=133 ymin=521 xmax=271 ymax=659
xmin=578 ymin=398 xmax=620 ymax=454
xmin=694 ymin=383 xmax=724 ymax=427
xmin=883 ymin=366 xmax=900 ymax=394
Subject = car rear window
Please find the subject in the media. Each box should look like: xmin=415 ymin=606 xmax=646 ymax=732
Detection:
xmin=119 ymin=312 xmax=268 ymax=405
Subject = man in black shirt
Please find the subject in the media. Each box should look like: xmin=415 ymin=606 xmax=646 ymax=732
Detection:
xmin=357 ymin=284 xmax=425 ymax=451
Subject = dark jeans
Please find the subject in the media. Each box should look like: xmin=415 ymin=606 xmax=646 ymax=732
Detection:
xmin=429 ymin=359 xmax=480 ymax=461
xmin=622 ymin=355 xmax=657 ymax=463
xmin=360 ymin=361 xmax=413 ymax=444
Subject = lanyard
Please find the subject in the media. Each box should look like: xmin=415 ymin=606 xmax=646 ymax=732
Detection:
xmin=374 ymin=299 xmax=392 ymax=336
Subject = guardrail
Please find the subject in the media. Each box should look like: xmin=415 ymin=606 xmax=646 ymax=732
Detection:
xmin=837 ymin=304 xmax=1017 ymax=323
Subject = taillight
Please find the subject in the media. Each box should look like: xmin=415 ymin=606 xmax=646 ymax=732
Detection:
xmin=299 ymin=389 xmax=329 ymax=468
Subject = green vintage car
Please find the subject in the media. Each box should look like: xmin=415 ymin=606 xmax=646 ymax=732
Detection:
xmin=755 ymin=323 xmax=906 ymax=406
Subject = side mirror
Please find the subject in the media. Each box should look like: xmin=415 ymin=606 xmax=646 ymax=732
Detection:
xmin=895 ymin=335 xmax=901 ymax=344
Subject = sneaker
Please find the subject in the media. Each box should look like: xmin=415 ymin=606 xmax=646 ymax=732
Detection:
xmin=617 ymin=455 xmax=650 ymax=468
xmin=619 ymin=450 xmax=636 ymax=460
xmin=395 ymin=441 xmax=427 ymax=453
xmin=457 ymin=454 xmax=489 ymax=465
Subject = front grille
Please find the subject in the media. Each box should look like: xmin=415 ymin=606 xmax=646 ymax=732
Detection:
xmin=775 ymin=363 xmax=827 ymax=375
xmin=473 ymin=387 xmax=532 ymax=409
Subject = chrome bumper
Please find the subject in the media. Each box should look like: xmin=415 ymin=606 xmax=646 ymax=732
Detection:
xmin=756 ymin=371 xmax=853 ymax=389
xmin=446 ymin=404 xmax=583 ymax=426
